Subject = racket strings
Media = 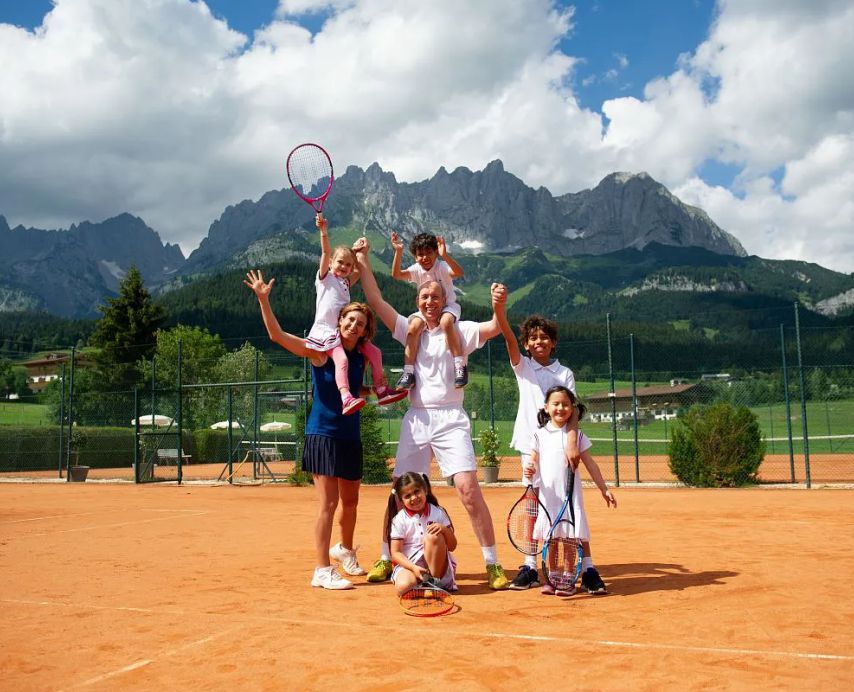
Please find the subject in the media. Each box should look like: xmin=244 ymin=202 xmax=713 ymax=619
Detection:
xmin=401 ymin=586 xmax=453 ymax=616
xmin=507 ymin=498 xmax=539 ymax=554
xmin=287 ymin=145 xmax=332 ymax=200
xmin=546 ymin=537 xmax=580 ymax=590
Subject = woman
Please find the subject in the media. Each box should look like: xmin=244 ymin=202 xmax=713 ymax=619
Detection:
xmin=244 ymin=269 xmax=374 ymax=590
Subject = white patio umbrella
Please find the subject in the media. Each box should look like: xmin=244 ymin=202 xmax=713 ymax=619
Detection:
xmin=260 ymin=421 xmax=292 ymax=444
xmin=260 ymin=421 xmax=292 ymax=432
xmin=131 ymin=414 xmax=174 ymax=427
xmin=210 ymin=420 xmax=242 ymax=430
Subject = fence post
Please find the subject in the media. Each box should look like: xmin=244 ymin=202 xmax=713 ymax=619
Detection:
xmin=65 ymin=346 xmax=76 ymax=481
xmin=58 ymin=362 xmax=66 ymax=478
xmin=253 ymin=349 xmax=260 ymax=481
xmin=227 ymin=385 xmax=234 ymax=483
xmin=133 ymin=388 xmax=139 ymax=482
xmin=780 ymin=324 xmax=795 ymax=482
xmin=488 ymin=339 xmax=495 ymax=429
xmin=794 ymin=303 xmax=811 ymax=488
xmin=606 ymin=314 xmax=619 ymax=486
xmin=630 ymin=333 xmax=639 ymax=483
xmin=177 ymin=338 xmax=183 ymax=484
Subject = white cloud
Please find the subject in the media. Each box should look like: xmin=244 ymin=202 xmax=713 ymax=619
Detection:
xmin=0 ymin=0 xmax=852 ymax=273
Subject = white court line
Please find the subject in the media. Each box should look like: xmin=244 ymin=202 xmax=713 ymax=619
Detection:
xmin=484 ymin=633 xmax=853 ymax=662
xmin=21 ymin=511 xmax=208 ymax=538
xmin=63 ymin=626 xmax=243 ymax=690
xmin=5 ymin=508 xmax=204 ymax=525
xmin=64 ymin=659 xmax=152 ymax=689
xmin=5 ymin=598 xmax=851 ymax=665
xmin=5 ymin=512 xmax=102 ymax=524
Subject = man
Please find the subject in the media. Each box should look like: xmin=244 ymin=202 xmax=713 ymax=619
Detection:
xmin=354 ymin=239 xmax=510 ymax=590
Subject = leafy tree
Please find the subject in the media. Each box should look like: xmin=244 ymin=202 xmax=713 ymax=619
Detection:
xmin=141 ymin=325 xmax=227 ymax=387
xmin=90 ymin=266 xmax=164 ymax=390
xmin=139 ymin=325 xmax=227 ymax=429
xmin=0 ymin=359 xmax=29 ymax=397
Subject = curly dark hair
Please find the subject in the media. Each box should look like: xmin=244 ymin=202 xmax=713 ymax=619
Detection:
xmin=519 ymin=315 xmax=558 ymax=353
xmin=409 ymin=233 xmax=439 ymax=255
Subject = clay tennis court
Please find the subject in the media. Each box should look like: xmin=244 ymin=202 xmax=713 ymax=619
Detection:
xmin=2 ymin=482 xmax=852 ymax=690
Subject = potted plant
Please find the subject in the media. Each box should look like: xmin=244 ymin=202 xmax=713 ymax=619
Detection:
xmin=69 ymin=426 xmax=90 ymax=482
xmin=479 ymin=427 xmax=501 ymax=484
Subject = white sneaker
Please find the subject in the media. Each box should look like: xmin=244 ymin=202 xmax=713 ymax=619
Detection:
xmin=310 ymin=566 xmax=354 ymax=590
xmin=329 ymin=542 xmax=367 ymax=576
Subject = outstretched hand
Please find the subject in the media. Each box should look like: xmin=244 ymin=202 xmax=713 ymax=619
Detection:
xmin=491 ymin=282 xmax=508 ymax=307
xmin=390 ymin=231 xmax=404 ymax=252
xmin=602 ymin=488 xmax=617 ymax=508
xmin=244 ymin=269 xmax=275 ymax=298
xmin=315 ymin=215 xmax=328 ymax=234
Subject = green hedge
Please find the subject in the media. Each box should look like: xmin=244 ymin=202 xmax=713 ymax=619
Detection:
xmin=0 ymin=426 xmax=137 ymax=471
xmin=0 ymin=425 xmax=298 ymax=471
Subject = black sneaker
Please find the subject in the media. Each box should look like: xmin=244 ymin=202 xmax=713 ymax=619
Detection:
xmin=581 ymin=567 xmax=607 ymax=594
xmin=454 ymin=363 xmax=468 ymax=388
xmin=396 ymin=371 xmax=416 ymax=390
xmin=509 ymin=565 xmax=540 ymax=590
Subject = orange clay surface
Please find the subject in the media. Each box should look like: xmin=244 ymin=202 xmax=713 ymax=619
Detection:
xmin=1 ymin=483 xmax=852 ymax=690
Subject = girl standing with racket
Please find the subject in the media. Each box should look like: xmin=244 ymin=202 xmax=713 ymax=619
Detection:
xmin=386 ymin=472 xmax=458 ymax=596
xmin=308 ymin=215 xmax=407 ymax=414
xmin=530 ymin=386 xmax=616 ymax=595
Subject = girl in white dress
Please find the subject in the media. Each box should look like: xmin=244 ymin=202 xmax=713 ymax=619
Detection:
xmin=386 ymin=472 xmax=458 ymax=594
xmin=307 ymin=216 xmax=407 ymax=414
xmin=529 ymin=386 xmax=617 ymax=595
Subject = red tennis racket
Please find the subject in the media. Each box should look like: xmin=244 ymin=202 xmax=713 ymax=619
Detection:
xmin=286 ymin=143 xmax=334 ymax=218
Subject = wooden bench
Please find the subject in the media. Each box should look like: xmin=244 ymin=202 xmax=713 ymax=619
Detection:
xmin=156 ymin=449 xmax=192 ymax=465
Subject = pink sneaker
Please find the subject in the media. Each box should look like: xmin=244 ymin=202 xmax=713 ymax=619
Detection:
xmin=341 ymin=395 xmax=366 ymax=415
xmin=375 ymin=385 xmax=408 ymax=406
xmin=555 ymin=585 xmax=576 ymax=597
xmin=541 ymin=583 xmax=555 ymax=595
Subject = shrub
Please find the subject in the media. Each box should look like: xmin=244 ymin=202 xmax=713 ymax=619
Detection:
xmin=478 ymin=427 xmax=501 ymax=467
xmin=360 ymin=403 xmax=391 ymax=484
xmin=668 ymin=402 xmax=765 ymax=487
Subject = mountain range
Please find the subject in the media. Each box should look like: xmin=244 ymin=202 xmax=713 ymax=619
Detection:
xmin=1 ymin=162 xmax=852 ymax=322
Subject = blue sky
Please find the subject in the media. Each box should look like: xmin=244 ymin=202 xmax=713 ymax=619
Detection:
xmin=1 ymin=1 xmax=852 ymax=272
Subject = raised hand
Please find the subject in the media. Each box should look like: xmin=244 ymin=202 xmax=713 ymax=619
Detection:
xmin=490 ymin=282 xmax=508 ymax=307
xmin=390 ymin=231 xmax=404 ymax=253
xmin=437 ymin=235 xmax=447 ymax=257
xmin=352 ymin=236 xmax=369 ymax=253
xmin=315 ymin=215 xmax=328 ymax=234
xmin=243 ymin=269 xmax=275 ymax=298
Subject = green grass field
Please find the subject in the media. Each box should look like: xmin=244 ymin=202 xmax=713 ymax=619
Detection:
xmin=0 ymin=402 xmax=53 ymax=426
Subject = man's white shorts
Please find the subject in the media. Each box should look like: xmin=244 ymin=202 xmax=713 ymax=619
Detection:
xmin=395 ymin=407 xmax=476 ymax=478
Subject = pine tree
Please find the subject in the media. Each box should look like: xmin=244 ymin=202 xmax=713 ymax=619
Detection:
xmin=90 ymin=266 xmax=164 ymax=390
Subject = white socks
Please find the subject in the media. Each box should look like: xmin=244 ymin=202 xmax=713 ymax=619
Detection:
xmin=481 ymin=545 xmax=498 ymax=565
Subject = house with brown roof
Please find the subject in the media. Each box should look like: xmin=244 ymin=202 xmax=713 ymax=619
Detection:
xmin=20 ymin=353 xmax=92 ymax=393
xmin=583 ymin=382 xmax=706 ymax=424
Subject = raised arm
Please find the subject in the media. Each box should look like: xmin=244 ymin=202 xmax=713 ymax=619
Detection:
xmin=478 ymin=282 xmax=507 ymax=343
xmin=390 ymin=231 xmax=410 ymax=281
xmin=353 ymin=239 xmax=401 ymax=333
xmin=437 ymin=236 xmax=464 ymax=279
xmin=243 ymin=270 xmax=323 ymax=363
xmin=495 ymin=286 xmax=521 ymax=366
xmin=316 ymin=215 xmax=331 ymax=279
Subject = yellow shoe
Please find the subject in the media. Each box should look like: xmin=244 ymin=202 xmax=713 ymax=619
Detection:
xmin=487 ymin=563 xmax=509 ymax=590
xmin=366 ymin=558 xmax=392 ymax=583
